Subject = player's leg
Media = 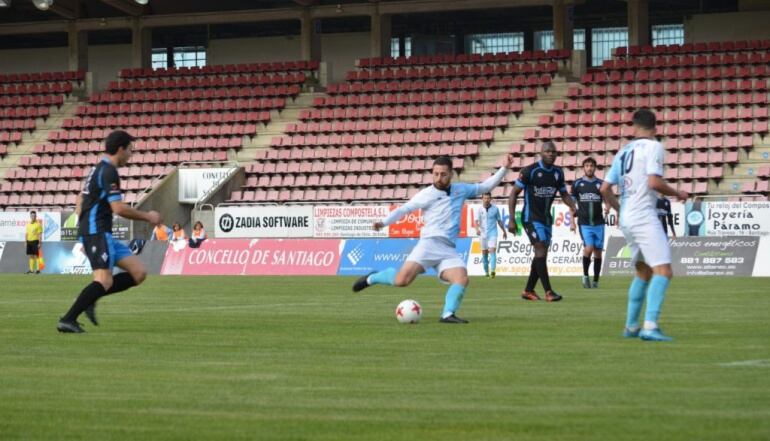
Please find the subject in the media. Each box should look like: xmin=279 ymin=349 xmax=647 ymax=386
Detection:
xmin=488 ymin=241 xmax=497 ymax=278
xmin=531 ymin=223 xmax=560 ymax=302
xmin=579 ymin=226 xmax=592 ymax=288
xmin=591 ymin=225 xmax=605 ymax=287
xmin=636 ymin=224 xmax=674 ymax=341
xmin=592 ymin=248 xmax=603 ymax=287
xmin=438 ymin=265 xmax=470 ymax=323
xmin=481 ymin=245 xmax=490 ymax=277
xmin=624 ymin=260 xmax=652 ymax=337
xmin=84 ymin=253 xmax=148 ymax=326
xmin=352 ymin=259 xmax=425 ymax=292
xmin=58 ymin=269 xmax=113 ymax=333
xmin=521 ymin=223 xmax=541 ymax=300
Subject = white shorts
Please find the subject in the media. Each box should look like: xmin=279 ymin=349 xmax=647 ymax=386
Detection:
xmin=620 ymin=222 xmax=672 ymax=267
xmin=479 ymin=235 xmax=498 ymax=251
xmin=406 ymin=237 xmax=466 ymax=278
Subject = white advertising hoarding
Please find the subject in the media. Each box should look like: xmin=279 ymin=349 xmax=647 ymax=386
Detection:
xmin=215 ymin=205 xmax=314 ymax=238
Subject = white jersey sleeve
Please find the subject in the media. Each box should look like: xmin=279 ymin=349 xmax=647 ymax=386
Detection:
xmin=612 ymin=139 xmax=666 ymax=228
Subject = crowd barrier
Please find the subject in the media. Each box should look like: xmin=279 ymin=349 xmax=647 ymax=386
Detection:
xmin=1 ymin=201 xmax=768 ymax=276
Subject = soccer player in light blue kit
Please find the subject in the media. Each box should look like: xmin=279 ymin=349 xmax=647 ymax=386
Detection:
xmin=600 ymin=109 xmax=688 ymax=341
xmin=474 ymin=192 xmax=508 ymax=278
xmin=352 ymin=155 xmax=513 ymax=323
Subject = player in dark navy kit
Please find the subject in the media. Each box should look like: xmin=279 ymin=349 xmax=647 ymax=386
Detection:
xmin=570 ymin=157 xmax=609 ymax=289
xmin=57 ymin=130 xmax=162 ymax=333
xmin=508 ymin=141 xmax=577 ymax=302
xmin=656 ymin=195 xmax=676 ymax=238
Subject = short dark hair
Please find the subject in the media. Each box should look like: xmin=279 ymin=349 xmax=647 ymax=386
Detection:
xmin=632 ymin=109 xmax=656 ymax=130
xmin=432 ymin=156 xmax=453 ymax=170
xmin=481 ymin=192 xmax=492 ymax=198
xmin=582 ymin=157 xmax=597 ymax=167
xmin=105 ymin=130 xmax=135 ymax=155
xmin=30 ymin=210 xmax=36 ymax=215
xmin=541 ymin=140 xmax=557 ymax=151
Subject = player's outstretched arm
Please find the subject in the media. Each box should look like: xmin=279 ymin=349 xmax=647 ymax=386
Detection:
xmin=374 ymin=190 xmax=430 ymax=231
xmin=110 ymin=201 xmax=162 ymax=226
xmin=74 ymin=194 xmax=83 ymax=217
xmin=476 ymin=154 xmax=513 ymax=195
xmin=600 ymin=182 xmax=620 ymax=212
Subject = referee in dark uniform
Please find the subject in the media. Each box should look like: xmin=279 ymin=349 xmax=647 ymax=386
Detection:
xmin=508 ymin=141 xmax=578 ymax=302
xmin=57 ymin=130 xmax=162 ymax=333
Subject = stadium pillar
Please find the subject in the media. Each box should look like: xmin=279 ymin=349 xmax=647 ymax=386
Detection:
xmin=300 ymin=10 xmax=321 ymax=61
xmin=552 ymin=0 xmax=574 ymax=50
xmin=627 ymin=0 xmax=650 ymax=47
xmin=370 ymin=11 xmax=392 ymax=58
xmin=67 ymin=23 xmax=88 ymax=72
xmin=131 ymin=19 xmax=152 ymax=69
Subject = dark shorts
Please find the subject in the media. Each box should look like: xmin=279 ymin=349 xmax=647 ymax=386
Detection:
xmin=26 ymin=240 xmax=39 ymax=256
xmin=579 ymin=224 xmax=605 ymax=250
xmin=80 ymin=233 xmax=133 ymax=270
xmin=523 ymin=222 xmax=552 ymax=246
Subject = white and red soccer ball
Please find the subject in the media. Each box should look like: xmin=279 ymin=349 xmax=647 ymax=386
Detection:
xmin=395 ymin=299 xmax=422 ymax=324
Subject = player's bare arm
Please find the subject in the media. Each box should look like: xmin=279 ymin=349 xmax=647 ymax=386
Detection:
xmin=109 ymin=201 xmax=162 ymax=225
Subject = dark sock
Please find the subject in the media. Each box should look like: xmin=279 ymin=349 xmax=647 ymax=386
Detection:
xmin=582 ymin=256 xmax=591 ymax=277
xmin=525 ymin=260 xmax=539 ymax=292
xmin=103 ymin=273 xmax=137 ymax=297
xmin=594 ymin=258 xmax=602 ymax=282
xmin=534 ymin=257 xmax=552 ymax=292
xmin=62 ymin=282 xmax=106 ymax=322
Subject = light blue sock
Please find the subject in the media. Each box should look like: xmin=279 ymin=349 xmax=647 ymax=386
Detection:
xmin=442 ymin=284 xmax=466 ymax=318
xmin=490 ymin=253 xmax=497 ymax=272
xmin=626 ymin=276 xmax=649 ymax=329
xmin=367 ymin=267 xmax=397 ymax=286
xmin=482 ymin=253 xmax=489 ymax=274
xmin=644 ymin=275 xmax=670 ymax=326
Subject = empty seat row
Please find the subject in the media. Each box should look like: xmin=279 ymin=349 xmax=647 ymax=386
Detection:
xmin=109 ymin=73 xmax=306 ymax=91
xmin=0 ymin=71 xmax=84 ymax=84
xmin=616 ymin=40 xmax=770 ymax=57
xmin=326 ymin=75 xmax=551 ymax=94
xmin=272 ymin=130 xmax=495 ymax=147
xmin=63 ymin=111 xmax=271 ymax=129
xmin=346 ymin=62 xmax=558 ymax=81
xmin=50 ymin=125 xmax=258 ymax=141
xmin=554 ymin=93 xmax=767 ymax=112
xmin=570 ymin=78 xmax=768 ymax=97
xmin=314 ymin=88 xmax=539 ymax=107
xmin=0 ymin=107 xmax=50 ymax=119
xmin=0 ymin=95 xmax=65 ymax=108
xmin=76 ymin=98 xmax=286 ymax=116
xmin=541 ymin=106 xmax=768 ymax=126
xmin=532 ymin=121 xmax=769 ymax=140
xmin=358 ymin=49 xmax=571 ymax=68
xmin=299 ymin=102 xmax=523 ymax=121
xmin=119 ymin=60 xmax=319 ymax=78
xmin=605 ymin=52 xmax=770 ymax=71
xmin=583 ymin=65 xmax=770 ymax=84
xmin=285 ymin=116 xmax=508 ymax=134
xmin=89 ymin=85 xmax=301 ymax=103
xmin=0 ymin=82 xmax=73 ymax=95
xmin=254 ymin=144 xmax=479 ymax=162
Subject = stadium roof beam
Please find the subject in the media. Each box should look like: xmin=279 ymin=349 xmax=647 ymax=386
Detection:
xmin=0 ymin=0 xmax=579 ymax=35
xmin=35 ymin=0 xmax=78 ymax=20
xmin=97 ymin=0 xmax=147 ymax=17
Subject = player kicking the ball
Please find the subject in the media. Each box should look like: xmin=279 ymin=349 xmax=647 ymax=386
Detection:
xmin=474 ymin=192 xmax=507 ymax=278
xmin=352 ymin=155 xmax=513 ymax=323
xmin=600 ymin=109 xmax=688 ymax=342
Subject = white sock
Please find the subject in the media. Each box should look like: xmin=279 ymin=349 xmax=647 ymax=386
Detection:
xmin=441 ymin=312 xmax=454 ymax=319
xmin=643 ymin=320 xmax=657 ymax=330
xmin=366 ymin=275 xmax=373 ymax=285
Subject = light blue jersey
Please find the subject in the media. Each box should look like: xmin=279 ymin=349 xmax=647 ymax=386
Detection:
xmin=476 ymin=205 xmax=501 ymax=238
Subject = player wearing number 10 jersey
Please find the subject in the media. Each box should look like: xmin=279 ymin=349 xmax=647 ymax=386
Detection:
xmin=600 ymin=109 xmax=688 ymax=342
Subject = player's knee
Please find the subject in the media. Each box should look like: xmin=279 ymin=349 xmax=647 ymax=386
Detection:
xmin=584 ymin=246 xmax=595 ymax=255
xmin=635 ymin=262 xmax=653 ymax=280
xmin=653 ymin=264 xmax=673 ymax=279
xmin=456 ymin=274 xmax=469 ymax=287
xmin=594 ymin=250 xmax=603 ymax=259
xmin=132 ymin=268 xmax=147 ymax=285
xmin=393 ymin=274 xmax=412 ymax=287
xmin=96 ymin=276 xmax=113 ymax=292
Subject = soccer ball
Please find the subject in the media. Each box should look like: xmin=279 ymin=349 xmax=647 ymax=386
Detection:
xmin=395 ymin=299 xmax=422 ymax=324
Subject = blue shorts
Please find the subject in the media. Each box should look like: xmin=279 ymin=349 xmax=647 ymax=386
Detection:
xmin=523 ymin=222 xmax=552 ymax=246
xmin=80 ymin=233 xmax=133 ymax=270
xmin=579 ymin=224 xmax=605 ymax=250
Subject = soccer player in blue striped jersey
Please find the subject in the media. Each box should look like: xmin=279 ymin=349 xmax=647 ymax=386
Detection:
xmin=508 ymin=141 xmax=577 ymax=302
xmin=569 ymin=157 xmax=609 ymax=289
xmin=353 ymin=155 xmax=513 ymax=323
xmin=601 ymin=109 xmax=688 ymax=342
xmin=57 ymin=131 xmax=163 ymax=333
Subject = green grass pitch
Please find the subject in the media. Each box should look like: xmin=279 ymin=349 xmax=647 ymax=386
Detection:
xmin=1 ymin=275 xmax=769 ymax=440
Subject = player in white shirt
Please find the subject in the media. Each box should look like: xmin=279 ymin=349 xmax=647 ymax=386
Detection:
xmin=600 ymin=109 xmax=688 ymax=342
xmin=474 ymin=193 xmax=507 ymax=278
xmin=352 ymin=155 xmax=514 ymax=323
